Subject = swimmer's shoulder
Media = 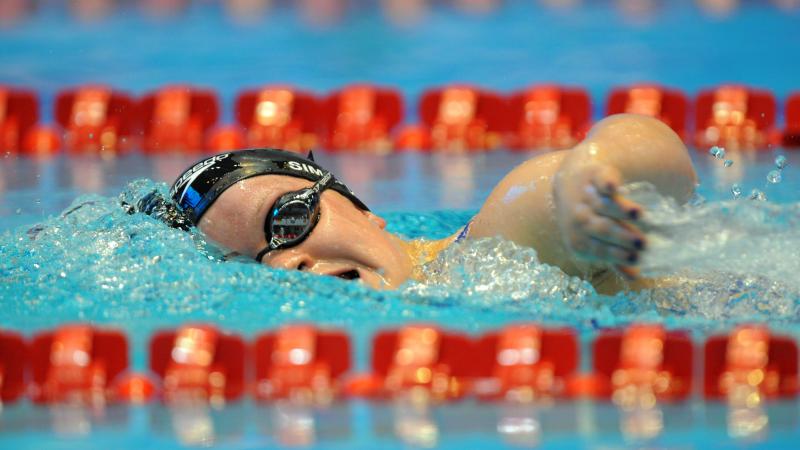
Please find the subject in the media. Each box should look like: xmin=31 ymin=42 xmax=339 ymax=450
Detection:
xmin=406 ymin=220 xmax=473 ymax=269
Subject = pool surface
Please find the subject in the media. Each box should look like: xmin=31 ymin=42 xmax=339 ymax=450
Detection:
xmin=2 ymin=1 xmax=800 ymax=449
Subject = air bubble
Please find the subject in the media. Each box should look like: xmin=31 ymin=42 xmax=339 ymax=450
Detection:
xmin=767 ymin=170 xmax=782 ymax=184
xmin=731 ymin=184 xmax=742 ymax=199
xmin=15 ymin=208 xmax=22 ymax=215
xmin=775 ymin=155 xmax=788 ymax=169
xmin=724 ymin=159 xmax=733 ymax=167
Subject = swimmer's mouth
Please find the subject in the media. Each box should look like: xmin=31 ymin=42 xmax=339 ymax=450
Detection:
xmin=334 ymin=269 xmax=361 ymax=281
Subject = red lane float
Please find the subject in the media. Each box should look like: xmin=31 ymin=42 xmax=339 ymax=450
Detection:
xmin=694 ymin=85 xmax=778 ymax=151
xmin=29 ymin=325 xmax=129 ymax=404
xmin=783 ymin=92 xmax=800 ymax=148
xmin=234 ymin=86 xmax=321 ymax=153
xmin=323 ymin=84 xmax=403 ymax=153
xmin=0 ymin=330 xmax=27 ymax=405
xmin=253 ymin=324 xmax=351 ymax=403
xmin=507 ymin=85 xmax=591 ymax=150
xmin=398 ymin=85 xmax=505 ymax=152
xmin=0 ymin=86 xmax=57 ymax=156
xmin=349 ymin=325 xmax=472 ymax=401
xmin=114 ymin=372 xmax=157 ymax=404
xmin=149 ymin=324 xmax=246 ymax=404
xmin=591 ymin=324 xmax=693 ymax=403
xmin=704 ymin=325 xmax=798 ymax=400
xmin=606 ymin=84 xmax=689 ymax=139
xmin=139 ymin=85 xmax=219 ymax=154
xmin=55 ymin=85 xmax=137 ymax=154
xmin=206 ymin=124 xmax=246 ymax=152
xmin=471 ymin=324 xmax=579 ymax=401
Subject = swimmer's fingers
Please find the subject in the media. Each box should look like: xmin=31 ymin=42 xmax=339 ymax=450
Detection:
xmin=584 ymin=216 xmax=646 ymax=253
xmin=586 ymin=168 xmax=643 ymax=221
xmin=571 ymin=235 xmax=638 ymax=267
xmin=573 ymin=236 xmax=641 ymax=281
xmin=594 ymin=192 xmax=644 ymax=222
xmin=590 ymin=164 xmax=623 ymax=197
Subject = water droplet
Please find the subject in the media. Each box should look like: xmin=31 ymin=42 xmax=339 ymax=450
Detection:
xmin=708 ymin=146 xmax=725 ymax=159
xmin=749 ymin=189 xmax=767 ymax=201
xmin=724 ymin=159 xmax=733 ymax=167
xmin=767 ymin=170 xmax=782 ymax=184
xmin=775 ymin=155 xmax=788 ymax=169
xmin=731 ymin=184 xmax=742 ymax=199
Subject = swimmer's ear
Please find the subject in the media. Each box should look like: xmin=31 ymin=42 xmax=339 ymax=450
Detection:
xmin=306 ymin=150 xmax=315 ymax=162
xmin=363 ymin=211 xmax=386 ymax=230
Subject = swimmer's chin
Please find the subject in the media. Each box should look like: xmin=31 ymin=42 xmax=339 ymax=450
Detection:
xmin=310 ymin=266 xmax=403 ymax=290
xmin=355 ymin=267 xmax=403 ymax=290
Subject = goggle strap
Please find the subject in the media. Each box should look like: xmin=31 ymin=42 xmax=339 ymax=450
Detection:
xmin=255 ymin=246 xmax=271 ymax=263
xmin=309 ymin=172 xmax=334 ymax=195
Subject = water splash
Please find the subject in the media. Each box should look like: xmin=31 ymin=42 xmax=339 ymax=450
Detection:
xmin=404 ymin=237 xmax=594 ymax=313
xmin=1 ymin=179 xmax=800 ymax=358
xmin=623 ymin=183 xmax=800 ymax=321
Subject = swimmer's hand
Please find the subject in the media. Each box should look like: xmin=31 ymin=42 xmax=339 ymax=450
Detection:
xmin=554 ymin=162 xmax=646 ymax=279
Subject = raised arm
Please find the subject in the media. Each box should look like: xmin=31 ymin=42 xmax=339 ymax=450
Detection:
xmin=468 ymin=114 xmax=697 ymax=284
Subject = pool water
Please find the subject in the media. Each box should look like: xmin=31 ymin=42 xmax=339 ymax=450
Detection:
xmin=3 ymin=149 xmax=800 ymax=337
xmin=1 ymin=150 xmax=800 ymax=449
xmin=2 ymin=1 xmax=800 ymax=448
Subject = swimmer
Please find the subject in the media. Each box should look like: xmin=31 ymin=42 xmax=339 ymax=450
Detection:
xmin=140 ymin=114 xmax=696 ymax=292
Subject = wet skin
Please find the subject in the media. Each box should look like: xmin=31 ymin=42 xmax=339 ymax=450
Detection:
xmin=198 ymin=174 xmax=418 ymax=289
xmin=198 ymin=114 xmax=698 ymax=292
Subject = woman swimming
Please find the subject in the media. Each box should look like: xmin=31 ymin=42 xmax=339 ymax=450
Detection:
xmin=150 ymin=114 xmax=697 ymax=291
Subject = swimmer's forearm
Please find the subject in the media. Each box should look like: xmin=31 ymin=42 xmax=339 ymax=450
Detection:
xmin=551 ymin=115 xmax=698 ymax=280
xmin=469 ymin=115 xmax=698 ymax=281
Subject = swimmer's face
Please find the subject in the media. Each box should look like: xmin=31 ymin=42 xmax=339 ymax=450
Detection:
xmin=198 ymin=175 xmax=413 ymax=289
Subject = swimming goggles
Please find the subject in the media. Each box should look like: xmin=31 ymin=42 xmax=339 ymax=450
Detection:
xmin=255 ymin=172 xmax=335 ymax=262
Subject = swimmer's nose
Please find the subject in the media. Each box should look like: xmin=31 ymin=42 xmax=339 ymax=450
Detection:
xmin=266 ymin=251 xmax=316 ymax=272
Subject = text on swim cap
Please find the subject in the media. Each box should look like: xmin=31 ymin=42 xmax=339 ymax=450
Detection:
xmin=287 ymin=161 xmax=324 ymax=177
xmin=171 ymin=153 xmax=230 ymax=200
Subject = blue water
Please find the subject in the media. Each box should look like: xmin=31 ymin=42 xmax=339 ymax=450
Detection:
xmin=2 ymin=2 xmax=800 ymax=449
xmin=2 ymin=1 xmax=799 ymax=123
xmin=2 ymin=150 xmax=800 ymax=449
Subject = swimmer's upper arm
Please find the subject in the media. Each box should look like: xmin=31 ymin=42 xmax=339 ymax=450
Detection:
xmin=469 ymin=150 xmax=580 ymax=274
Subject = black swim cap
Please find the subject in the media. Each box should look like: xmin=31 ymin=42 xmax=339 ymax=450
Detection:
xmin=170 ymin=148 xmax=369 ymax=224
